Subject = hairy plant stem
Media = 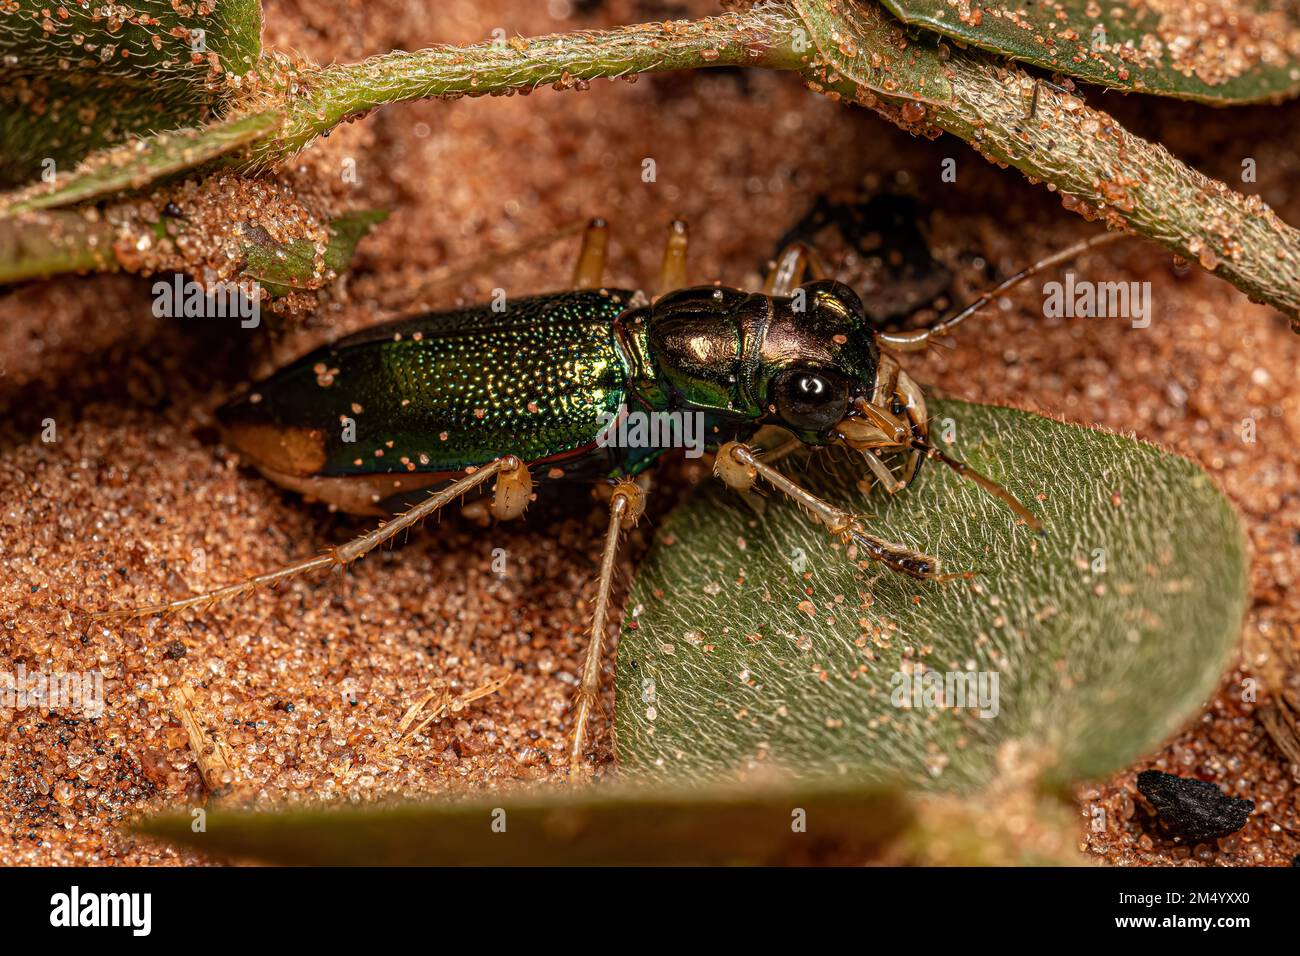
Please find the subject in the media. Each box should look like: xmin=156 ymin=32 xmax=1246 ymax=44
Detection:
xmin=4 ymin=2 xmax=1298 ymax=320
xmin=261 ymin=8 xmax=807 ymax=162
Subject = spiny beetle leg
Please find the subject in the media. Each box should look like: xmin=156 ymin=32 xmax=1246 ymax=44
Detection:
xmin=92 ymin=456 xmax=523 ymax=623
xmin=715 ymin=442 xmax=966 ymax=582
xmin=569 ymin=478 xmax=647 ymax=781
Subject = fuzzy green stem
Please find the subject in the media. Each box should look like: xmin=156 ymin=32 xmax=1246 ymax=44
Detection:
xmin=254 ymin=8 xmax=807 ymax=162
xmin=0 ymin=212 xmax=120 ymax=284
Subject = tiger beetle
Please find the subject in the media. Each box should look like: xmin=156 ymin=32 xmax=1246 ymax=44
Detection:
xmin=95 ymin=219 xmax=1121 ymax=779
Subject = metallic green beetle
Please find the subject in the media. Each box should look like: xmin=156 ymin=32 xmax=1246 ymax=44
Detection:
xmin=98 ymin=219 xmax=1116 ymax=777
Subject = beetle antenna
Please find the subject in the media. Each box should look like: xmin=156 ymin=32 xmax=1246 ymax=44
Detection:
xmin=909 ymin=435 xmax=1044 ymax=534
xmin=878 ymin=231 xmax=1128 ymax=351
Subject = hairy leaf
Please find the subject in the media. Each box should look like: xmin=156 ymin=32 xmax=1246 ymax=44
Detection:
xmin=0 ymin=0 xmax=263 ymax=179
xmin=615 ymin=400 xmax=1247 ymax=790
xmin=0 ymin=111 xmax=278 ymax=218
xmin=242 ymin=210 xmax=388 ymax=296
xmin=881 ymin=0 xmax=1300 ymax=104
xmin=0 ymin=0 xmax=261 ymax=81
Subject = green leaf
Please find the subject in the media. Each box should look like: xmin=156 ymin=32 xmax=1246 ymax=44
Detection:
xmin=242 ymin=209 xmax=388 ymax=296
xmin=880 ymin=0 xmax=1300 ymax=104
xmin=791 ymin=0 xmax=953 ymax=106
xmin=0 ymin=0 xmax=262 ymax=81
xmin=0 ymin=0 xmax=264 ymax=179
xmin=615 ymin=400 xmax=1247 ymax=790
xmin=0 ymin=111 xmax=279 ymax=218
xmin=136 ymin=781 xmax=910 ymax=865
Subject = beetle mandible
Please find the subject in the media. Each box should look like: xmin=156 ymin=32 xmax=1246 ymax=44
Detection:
xmin=94 ymin=218 xmax=1122 ymax=778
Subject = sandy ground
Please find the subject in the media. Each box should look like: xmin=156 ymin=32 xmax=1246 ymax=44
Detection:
xmin=1 ymin=0 xmax=1298 ymax=865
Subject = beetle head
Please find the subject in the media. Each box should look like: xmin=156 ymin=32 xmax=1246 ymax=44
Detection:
xmin=757 ymin=279 xmax=934 ymax=491
xmin=757 ymin=279 xmax=882 ymax=444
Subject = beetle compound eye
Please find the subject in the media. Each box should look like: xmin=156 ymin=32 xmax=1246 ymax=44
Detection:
xmin=772 ymin=368 xmax=850 ymax=434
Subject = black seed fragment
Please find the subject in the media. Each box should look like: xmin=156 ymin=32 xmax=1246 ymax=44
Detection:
xmin=1136 ymin=770 xmax=1254 ymax=843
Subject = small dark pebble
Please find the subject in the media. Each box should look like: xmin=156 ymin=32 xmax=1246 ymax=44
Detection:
xmin=163 ymin=641 xmax=187 ymax=660
xmin=1137 ymin=770 xmax=1254 ymax=844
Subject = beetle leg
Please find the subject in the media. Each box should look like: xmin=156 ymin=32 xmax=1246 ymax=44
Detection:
xmin=571 ymin=217 xmax=609 ymax=290
xmin=655 ymin=219 xmax=690 ymax=296
xmin=891 ymin=369 xmax=928 ymax=486
xmin=716 ymin=442 xmax=965 ymax=581
xmin=908 ymin=436 xmax=1044 ymax=533
xmin=490 ymin=456 xmax=533 ymax=520
xmin=762 ymin=241 xmax=830 ymax=296
xmin=92 ymin=457 xmax=521 ymax=622
xmin=858 ymin=447 xmax=906 ymax=494
xmin=569 ymin=479 xmax=646 ymax=780
xmin=877 ymin=232 xmax=1127 ymax=352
